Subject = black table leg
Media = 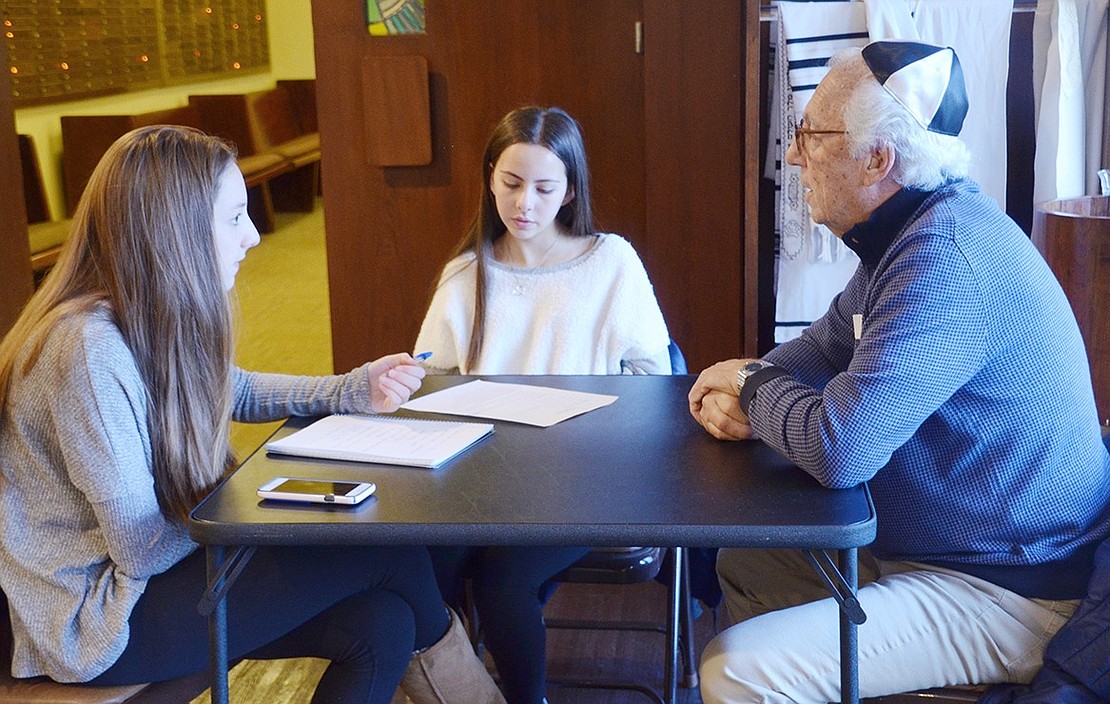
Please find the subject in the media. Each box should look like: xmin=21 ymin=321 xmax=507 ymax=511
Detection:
xmin=663 ymin=546 xmax=684 ymax=704
xmin=839 ymin=548 xmax=859 ymax=704
xmin=679 ymin=551 xmax=698 ymax=690
xmin=198 ymin=544 xmax=257 ymax=704
xmin=205 ymin=545 xmax=229 ymax=704
xmin=804 ymin=548 xmax=864 ymax=704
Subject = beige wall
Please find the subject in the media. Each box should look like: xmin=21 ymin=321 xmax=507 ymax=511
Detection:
xmin=267 ymin=0 xmax=317 ymax=79
xmin=14 ymin=0 xmax=316 ymax=220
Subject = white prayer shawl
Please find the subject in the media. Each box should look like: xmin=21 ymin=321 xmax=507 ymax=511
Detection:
xmin=771 ymin=0 xmax=1014 ymax=342
xmin=866 ymin=0 xmax=1014 ymax=209
xmin=1032 ymin=0 xmax=1109 ymax=202
xmin=772 ymin=1 xmax=868 ymax=342
xmin=864 ymin=0 xmax=921 ymax=37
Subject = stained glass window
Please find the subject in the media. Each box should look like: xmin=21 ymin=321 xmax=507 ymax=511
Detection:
xmin=366 ymin=0 xmax=425 ymax=36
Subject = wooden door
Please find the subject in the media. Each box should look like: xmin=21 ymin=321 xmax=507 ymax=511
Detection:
xmin=643 ymin=2 xmax=754 ymax=364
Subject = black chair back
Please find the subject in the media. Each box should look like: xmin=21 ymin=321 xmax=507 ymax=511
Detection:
xmin=668 ymin=339 xmax=687 ymax=375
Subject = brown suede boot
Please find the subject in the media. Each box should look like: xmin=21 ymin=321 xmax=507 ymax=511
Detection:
xmin=400 ymin=609 xmax=505 ymax=704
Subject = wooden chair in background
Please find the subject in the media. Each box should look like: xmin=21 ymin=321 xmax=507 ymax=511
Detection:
xmin=18 ymin=134 xmax=69 ymax=283
xmin=544 ymin=546 xmax=698 ymax=704
xmin=0 ymin=590 xmax=208 ymax=704
xmin=60 ymin=104 xmax=297 ymax=234
xmin=536 ymin=341 xmax=699 ymax=704
xmin=189 ymin=85 xmax=321 ymax=214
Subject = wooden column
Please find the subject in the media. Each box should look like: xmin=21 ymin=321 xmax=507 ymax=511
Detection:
xmin=0 ymin=54 xmax=34 ymax=338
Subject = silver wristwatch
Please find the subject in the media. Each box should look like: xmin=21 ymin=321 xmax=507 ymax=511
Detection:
xmin=736 ymin=360 xmax=775 ymax=395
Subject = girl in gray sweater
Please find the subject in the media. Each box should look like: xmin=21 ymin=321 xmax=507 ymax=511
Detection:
xmin=0 ymin=126 xmax=503 ymax=704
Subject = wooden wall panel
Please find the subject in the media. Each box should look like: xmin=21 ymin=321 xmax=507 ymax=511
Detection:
xmin=312 ymin=1 xmax=653 ymax=372
xmin=0 ymin=54 xmax=34 ymax=338
xmin=361 ymin=55 xmax=432 ymax=166
xmin=643 ymin=1 xmax=750 ymax=366
xmin=3 ymin=0 xmax=269 ymax=107
xmin=313 ymin=0 xmax=755 ymax=374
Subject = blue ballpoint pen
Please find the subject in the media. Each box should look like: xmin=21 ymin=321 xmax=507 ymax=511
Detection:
xmin=413 ymin=351 xmax=433 ymax=362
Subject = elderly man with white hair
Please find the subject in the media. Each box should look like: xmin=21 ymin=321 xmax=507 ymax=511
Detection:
xmin=689 ymin=41 xmax=1110 ymax=702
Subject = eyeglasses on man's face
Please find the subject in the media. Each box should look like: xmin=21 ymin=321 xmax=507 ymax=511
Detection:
xmin=792 ymin=118 xmax=848 ymax=156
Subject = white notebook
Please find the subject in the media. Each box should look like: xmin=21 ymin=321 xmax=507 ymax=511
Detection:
xmin=265 ymin=415 xmax=494 ymax=469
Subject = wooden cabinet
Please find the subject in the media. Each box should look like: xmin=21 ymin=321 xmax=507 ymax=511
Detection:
xmin=311 ymin=1 xmax=762 ymax=372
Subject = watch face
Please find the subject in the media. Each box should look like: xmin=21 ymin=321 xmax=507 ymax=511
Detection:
xmin=744 ymin=362 xmax=765 ymax=373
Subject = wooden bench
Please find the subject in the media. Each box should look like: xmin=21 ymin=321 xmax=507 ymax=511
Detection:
xmin=0 ymin=591 xmax=208 ymax=704
xmin=189 ymin=84 xmax=321 ymax=213
xmin=18 ymin=134 xmax=70 ymax=283
xmin=276 ymin=79 xmax=318 ymax=134
xmin=60 ymin=104 xmax=294 ymax=233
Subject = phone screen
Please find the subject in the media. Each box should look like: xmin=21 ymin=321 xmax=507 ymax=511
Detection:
xmin=274 ymin=479 xmax=364 ymax=496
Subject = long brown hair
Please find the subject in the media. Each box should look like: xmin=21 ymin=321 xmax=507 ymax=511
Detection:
xmin=443 ymin=106 xmax=596 ymax=372
xmin=0 ymin=125 xmax=239 ymax=520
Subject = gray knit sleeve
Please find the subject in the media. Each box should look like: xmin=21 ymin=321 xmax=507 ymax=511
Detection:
xmin=229 ymin=364 xmax=375 ymax=422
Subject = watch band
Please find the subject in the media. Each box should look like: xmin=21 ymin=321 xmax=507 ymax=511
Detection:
xmin=738 ymin=364 xmax=789 ymax=415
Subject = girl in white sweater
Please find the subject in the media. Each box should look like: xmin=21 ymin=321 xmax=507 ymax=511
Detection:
xmin=415 ymin=106 xmax=671 ymax=704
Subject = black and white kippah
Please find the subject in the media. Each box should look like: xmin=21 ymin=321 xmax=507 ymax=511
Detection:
xmin=861 ymin=41 xmax=968 ymax=137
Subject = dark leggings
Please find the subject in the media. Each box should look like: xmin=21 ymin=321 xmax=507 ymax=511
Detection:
xmin=90 ymin=545 xmax=448 ymax=704
xmin=431 ymin=545 xmax=589 ymax=704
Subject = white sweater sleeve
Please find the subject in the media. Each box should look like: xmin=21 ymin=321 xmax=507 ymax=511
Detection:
xmin=414 ymin=254 xmax=478 ymax=374
xmin=605 ymin=236 xmax=672 ymax=374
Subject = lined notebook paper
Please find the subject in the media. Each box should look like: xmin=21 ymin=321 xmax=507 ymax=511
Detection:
xmin=265 ymin=415 xmax=494 ymax=469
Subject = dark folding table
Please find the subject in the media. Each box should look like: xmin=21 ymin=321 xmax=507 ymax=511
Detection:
xmin=189 ymin=375 xmax=876 ymax=703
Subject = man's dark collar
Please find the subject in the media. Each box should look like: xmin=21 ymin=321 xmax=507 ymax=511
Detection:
xmin=840 ymin=187 xmax=932 ymax=267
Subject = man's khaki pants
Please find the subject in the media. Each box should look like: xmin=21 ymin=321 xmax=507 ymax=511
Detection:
xmin=700 ymin=548 xmax=1078 ymax=704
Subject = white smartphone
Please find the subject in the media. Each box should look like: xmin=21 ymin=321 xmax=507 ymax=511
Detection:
xmin=257 ymin=477 xmax=377 ymax=505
